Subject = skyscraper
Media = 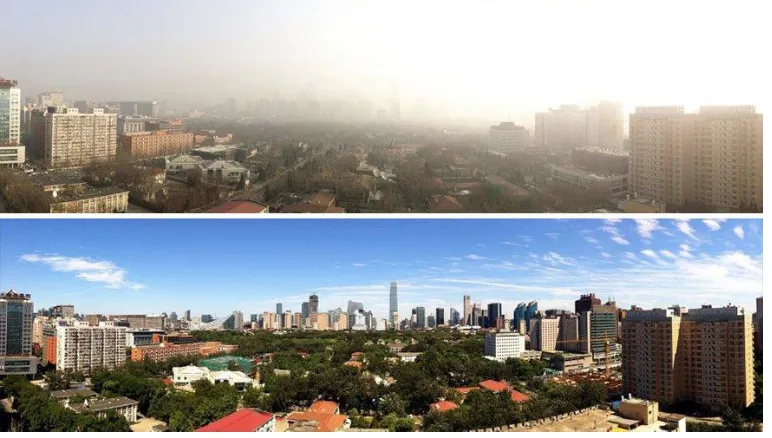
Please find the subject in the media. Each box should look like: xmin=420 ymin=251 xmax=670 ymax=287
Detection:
xmin=415 ymin=307 xmax=426 ymax=328
xmin=575 ymin=293 xmax=601 ymax=314
xmin=436 ymin=308 xmax=445 ymax=326
xmin=0 ymin=290 xmax=38 ymax=375
xmin=389 ymin=282 xmax=398 ymax=320
xmin=301 ymin=302 xmax=310 ymax=320
xmin=450 ymin=308 xmax=460 ymax=326
xmin=514 ymin=302 xmax=527 ymax=330
xmin=309 ymin=294 xmax=319 ymax=314
xmin=276 ymin=303 xmax=283 ymax=328
xmin=487 ymin=303 xmax=502 ymax=328
xmin=184 ymin=310 xmax=191 ymax=321
xmin=525 ymin=301 xmax=539 ymax=332
xmin=463 ymin=295 xmax=472 ymax=325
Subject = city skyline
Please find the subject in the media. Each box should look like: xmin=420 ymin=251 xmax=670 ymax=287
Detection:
xmin=0 ymin=218 xmax=761 ymax=319
xmin=1 ymin=0 xmax=765 ymax=120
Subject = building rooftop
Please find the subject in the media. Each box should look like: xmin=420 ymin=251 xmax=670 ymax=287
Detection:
xmin=307 ymin=400 xmax=339 ymax=415
xmin=192 ymin=144 xmax=239 ymax=153
xmin=430 ymin=401 xmax=459 ymax=412
xmin=70 ymin=396 xmax=138 ymax=414
xmin=196 ymin=409 xmax=273 ymax=432
xmin=0 ymin=289 xmax=32 ymax=300
xmin=206 ymin=200 xmax=268 ymax=213
xmin=50 ymin=185 xmax=129 ymax=203
xmin=28 ymin=170 xmax=85 ymax=188
xmin=49 ymin=388 xmax=97 ymax=400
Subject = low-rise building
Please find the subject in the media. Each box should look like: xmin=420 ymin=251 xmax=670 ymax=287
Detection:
xmin=0 ymin=144 xmax=25 ymax=167
xmin=131 ymin=341 xmax=237 ymax=362
xmin=196 ymin=409 xmax=275 ymax=432
xmin=118 ymin=130 xmax=194 ymax=161
xmin=550 ymin=164 xmax=627 ymax=196
xmin=285 ymin=400 xmax=349 ymax=432
xmin=68 ymin=397 xmax=139 ymax=423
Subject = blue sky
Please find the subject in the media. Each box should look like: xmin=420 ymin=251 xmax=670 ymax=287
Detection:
xmin=0 ymin=219 xmax=762 ymax=320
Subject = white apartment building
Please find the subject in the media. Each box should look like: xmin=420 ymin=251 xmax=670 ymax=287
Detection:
xmin=530 ymin=317 xmax=561 ymax=352
xmin=0 ymin=78 xmax=21 ymax=145
xmin=489 ymin=122 xmax=528 ymax=156
xmin=45 ymin=107 xmax=118 ymax=169
xmin=484 ymin=332 xmax=526 ymax=361
xmin=56 ymin=326 xmax=127 ymax=375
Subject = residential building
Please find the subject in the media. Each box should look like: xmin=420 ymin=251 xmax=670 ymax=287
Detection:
xmin=629 ymin=106 xmax=763 ymax=211
xmin=38 ymin=91 xmax=64 ymax=107
xmin=585 ymin=101 xmax=624 ymax=151
xmin=622 ymin=306 xmax=754 ymax=411
xmin=196 ymin=409 xmax=275 ymax=432
xmin=284 ymin=400 xmax=348 ymax=432
xmin=484 ymin=332 xmax=526 ymax=361
xmin=56 ymin=326 xmax=127 ymax=374
xmin=48 ymin=186 xmax=129 ymax=213
xmin=118 ymin=130 xmax=194 ymax=161
xmin=44 ymin=107 xmax=117 ymax=169
xmin=534 ymin=105 xmax=586 ymax=150
xmin=0 ymin=290 xmax=38 ymax=375
xmin=49 ymin=304 xmax=76 ymax=319
xmin=753 ymin=297 xmax=762 ymax=354
xmin=489 ymin=122 xmax=528 ymax=155
xmin=124 ymin=329 xmax=164 ymax=348
xmin=116 ymin=115 xmax=156 ymax=136
xmin=550 ymin=164 xmax=627 ymax=196
xmin=578 ymin=304 xmax=618 ymax=355
xmin=131 ymin=341 xmax=237 ymax=362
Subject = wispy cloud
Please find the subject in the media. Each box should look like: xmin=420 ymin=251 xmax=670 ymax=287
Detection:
xmin=634 ymin=219 xmax=662 ymax=239
xmin=702 ymin=219 xmax=725 ymax=231
xmin=733 ymin=226 xmax=745 ymax=240
xmin=352 ymin=263 xmax=367 ymax=267
xmin=465 ymin=254 xmax=490 ymax=261
xmin=675 ymin=219 xmax=699 ymax=240
xmin=20 ymin=253 xmax=144 ymax=290
xmin=600 ymin=222 xmax=629 ymax=245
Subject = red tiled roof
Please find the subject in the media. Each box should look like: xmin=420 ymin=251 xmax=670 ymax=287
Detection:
xmin=206 ymin=200 xmax=268 ymax=213
xmin=307 ymin=400 xmax=339 ymax=415
xmin=479 ymin=380 xmax=509 ymax=393
xmin=286 ymin=412 xmax=348 ymax=432
xmin=430 ymin=401 xmax=459 ymax=412
xmin=196 ymin=409 xmax=273 ymax=432
xmin=161 ymin=378 xmax=173 ymax=386
xmin=429 ymin=195 xmax=464 ymax=212
xmin=510 ymin=390 xmax=530 ymax=403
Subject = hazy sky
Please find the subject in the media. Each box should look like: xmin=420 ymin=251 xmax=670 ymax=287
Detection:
xmin=1 ymin=0 xmax=767 ymax=120
xmin=0 ymin=219 xmax=761 ymax=320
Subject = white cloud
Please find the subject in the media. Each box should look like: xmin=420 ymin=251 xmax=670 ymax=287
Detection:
xmin=702 ymin=219 xmax=725 ymax=231
xmin=465 ymin=254 xmax=490 ymax=261
xmin=641 ymin=249 xmax=658 ymax=259
xmin=733 ymin=226 xmax=745 ymax=240
xmin=20 ymin=253 xmax=144 ymax=290
xmin=674 ymin=219 xmax=699 ymax=240
xmin=611 ymin=235 xmax=630 ymax=245
xmin=600 ymin=252 xmax=612 ymax=259
xmin=352 ymin=263 xmax=367 ymax=267
xmin=659 ymin=250 xmax=677 ymax=259
xmin=584 ymin=236 xmax=599 ymax=245
xmin=634 ymin=219 xmax=662 ymax=239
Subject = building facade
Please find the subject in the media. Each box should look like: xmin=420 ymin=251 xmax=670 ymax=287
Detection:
xmin=44 ymin=108 xmax=118 ymax=169
xmin=489 ymin=122 xmax=528 ymax=155
xmin=484 ymin=332 xmax=526 ymax=361
xmin=118 ymin=130 xmax=194 ymax=161
xmin=55 ymin=326 xmax=127 ymax=374
xmin=629 ymin=106 xmax=762 ymax=211
xmin=622 ymin=306 xmax=754 ymax=411
xmin=0 ymin=290 xmax=38 ymax=375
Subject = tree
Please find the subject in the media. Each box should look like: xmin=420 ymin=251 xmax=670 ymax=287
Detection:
xmin=379 ymin=393 xmax=407 ymax=416
xmin=722 ymin=407 xmax=744 ymax=432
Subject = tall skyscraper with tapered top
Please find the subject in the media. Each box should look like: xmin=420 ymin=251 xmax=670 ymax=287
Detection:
xmin=389 ymin=282 xmax=398 ymax=320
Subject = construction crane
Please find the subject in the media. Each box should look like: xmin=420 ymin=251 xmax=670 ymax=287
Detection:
xmin=551 ymin=335 xmax=614 ymax=377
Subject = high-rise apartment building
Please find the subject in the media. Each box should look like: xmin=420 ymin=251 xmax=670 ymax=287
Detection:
xmin=0 ymin=290 xmax=38 ymax=375
xmin=622 ymin=306 xmax=753 ymax=411
xmin=535 ymin=105 xmax=587 ymax=150
xmin=585 ymin=101 xmax=624 ymax=151
xmin=44 ymin=107 xmax=118 ymax=169
xmin=389 ymin=282 xmax=398 ymax=320
xmin=578 ymin=304 xmax=618 ymax=354
xmin=629 ymin=106 xmax=762 ymax=211
xmin=55 ymin=325 xmax=127 ymax=375
xmin=485 ymin=332 xmax=526 ymax=361
xmin=489 ymin=122 xmax=528 ymax=155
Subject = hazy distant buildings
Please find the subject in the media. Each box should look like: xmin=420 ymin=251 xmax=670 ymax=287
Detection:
xmin=585 ymin=101 xmax=624 ymax=151
xmin=535 ymin=105 xmax=586 ymax=150
xmin=38 ymin=91 xmax=64 ymax=108
xmin=489 ymin=122 xmax=528 ymax=155
xmin=622 ymin=306 xmax=754 ymax=411
xmin=112 ymin=101 xmax=159 ymax=118
xmin=629 ymin=106 xmax=763 ymax=211
xmin=0 ymin=290 xmax=38 ymax=375
xmin=44 ymin=107 xmax=117 ymax=169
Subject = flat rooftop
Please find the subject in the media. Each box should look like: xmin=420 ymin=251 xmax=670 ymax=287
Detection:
xmin=192 ymin=144 xmax=239 ymax=153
